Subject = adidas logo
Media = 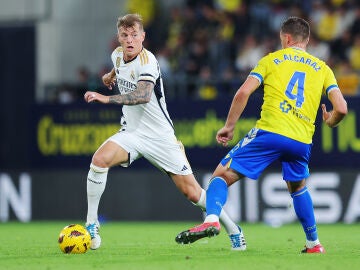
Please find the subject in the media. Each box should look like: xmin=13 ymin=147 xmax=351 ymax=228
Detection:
xmin=181 ymin=165 xmax=188 ymax=171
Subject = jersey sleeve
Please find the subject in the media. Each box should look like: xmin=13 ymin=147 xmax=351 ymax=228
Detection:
xmin=137 ymin=52 xmax=159 ymax=84
xmin=323 ymin=64 xmax=339 ymax=96
xmin=111 ymin=50 xmax=116 ymax=64
xmin=248 ymin=55 xmax=268 ymax=84
xmin=111 ymin=46 xmax=122 ymax=67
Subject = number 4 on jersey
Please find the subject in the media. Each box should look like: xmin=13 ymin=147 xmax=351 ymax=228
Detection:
xmin=285 ymin=71 xmax=305 ymax=108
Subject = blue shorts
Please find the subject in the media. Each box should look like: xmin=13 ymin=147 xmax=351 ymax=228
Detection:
xmin=220 ymin=128 xmax=312 ymax=181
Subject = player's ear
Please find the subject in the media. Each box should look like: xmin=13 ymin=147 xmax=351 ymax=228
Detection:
xmin=142 ymin=31 xmax=146 ymax=41
xmin=283 ymin=33 xmax=292 ymax=46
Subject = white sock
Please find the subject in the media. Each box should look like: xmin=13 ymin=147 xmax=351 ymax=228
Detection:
xmin=194 ymin=188 xmax=206 ymax=211
xmin=86 ymin=163 xmax=108 ymax=224
xmin=306 ymin=239 xmax=320 ymax=248
xmin=205 ymin=214 xmax=219 ymax=223
xmin=219 ymin=207 xmax=240 ymax=235
xmin=196 ymin=189 xmax=239 ymax=235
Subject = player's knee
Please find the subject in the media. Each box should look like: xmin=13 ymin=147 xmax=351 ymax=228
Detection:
xmin=287 ymin=179 xmax=306 ymax=193
xmin=91 ymin=154 xmax=109 ymax=168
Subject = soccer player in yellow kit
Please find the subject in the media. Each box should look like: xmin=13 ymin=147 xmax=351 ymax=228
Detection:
xmin=175 ymin=17 xmax=348 ymax=253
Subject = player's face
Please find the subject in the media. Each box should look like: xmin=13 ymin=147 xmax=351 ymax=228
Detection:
xmin=118 ymin=23 xmax=145 ymax=61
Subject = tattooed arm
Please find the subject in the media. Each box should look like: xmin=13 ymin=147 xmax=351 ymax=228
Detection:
xmin=84 ymin=81 xmax=153 ymax=105
xmin=109 ymin=81 xmax=153 ymax=105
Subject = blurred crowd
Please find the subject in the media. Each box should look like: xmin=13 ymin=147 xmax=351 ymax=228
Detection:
xmin=51 ymin=0 xmax=360 ymax=104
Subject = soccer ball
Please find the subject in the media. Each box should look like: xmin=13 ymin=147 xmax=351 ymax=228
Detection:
xmin=58 ymin=224 xmax=91 ymax=254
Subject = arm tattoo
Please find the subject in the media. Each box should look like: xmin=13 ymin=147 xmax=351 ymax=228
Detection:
xmin=109 ymin=81 xmax=153 ymax=105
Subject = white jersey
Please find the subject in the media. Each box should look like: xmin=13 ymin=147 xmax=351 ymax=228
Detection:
xmin=111 ymin=46 xmax=174 ymax=138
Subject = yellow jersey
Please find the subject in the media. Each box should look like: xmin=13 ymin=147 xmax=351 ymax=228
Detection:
xmin=250 ymin=47 xmax=338 ymax=143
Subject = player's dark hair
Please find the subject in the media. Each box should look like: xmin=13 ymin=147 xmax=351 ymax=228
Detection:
xmin=117 ymin=13 xmax=144 ymax=31
xmin=281 ymin=17 xmax=310 ymax=42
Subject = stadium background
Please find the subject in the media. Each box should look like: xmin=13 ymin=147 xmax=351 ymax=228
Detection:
xmin=0 ymin=0 xmax=359 ymax=225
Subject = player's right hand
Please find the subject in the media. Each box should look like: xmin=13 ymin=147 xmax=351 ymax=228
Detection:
xmin=102 ymin=71 xmax=116 ymax=90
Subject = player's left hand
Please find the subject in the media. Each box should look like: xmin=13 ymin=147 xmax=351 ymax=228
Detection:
xmin=102 ymin=71 xmax=116 ymax=90
xmin=321 ymin=104 xmax=332 ymax=122
xmin=84 ymin=91 xmax=110 ymax=104
xmin=216 ymin=126 xmax=234 ymax=147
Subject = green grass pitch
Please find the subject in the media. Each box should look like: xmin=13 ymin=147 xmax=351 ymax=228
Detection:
xmin=0 ymin=221 xmax=359 ymax=270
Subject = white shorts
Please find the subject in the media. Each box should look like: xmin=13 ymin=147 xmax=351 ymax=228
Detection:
xmin=107 ymin=131 xmax=193 ymax=175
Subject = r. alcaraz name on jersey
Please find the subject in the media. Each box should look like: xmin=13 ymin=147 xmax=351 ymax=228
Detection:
xmin=111 ymin=47 xmax=174 ymax=138
xmin=249 ymin=47 xmax=339 ymax=144
xmin=273 ymin=53 xmax=321 ymax=72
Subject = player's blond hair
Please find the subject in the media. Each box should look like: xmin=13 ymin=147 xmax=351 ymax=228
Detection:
xmin=117 ymin=13 xmax=144 ymax=31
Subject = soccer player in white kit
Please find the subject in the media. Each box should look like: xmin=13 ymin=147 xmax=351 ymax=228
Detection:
xmin=83 ymin=13 xmax=246 ymax=251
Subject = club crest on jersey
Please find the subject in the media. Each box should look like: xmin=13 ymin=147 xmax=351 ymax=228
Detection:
xmin=130 ymin=70 xmax=135 ymax=81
